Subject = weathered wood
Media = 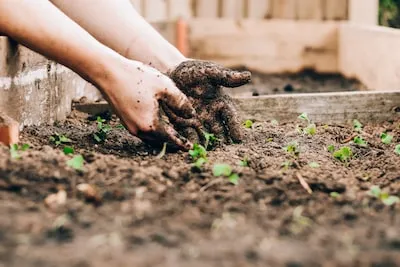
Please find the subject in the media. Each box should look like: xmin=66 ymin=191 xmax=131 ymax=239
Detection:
xmin=324 ymin=0 xmax=348 ymax=20
xmin=188 ymin=19 xmax=339 ymax=73
xmin=271 ymin=0 xmax=297 ymax=19
xmin=195 ymin=0 xmax=219 ymax=18
xmin=246 ymin=0 xmax=271 ymax=19
xmin=221 ymin=0 xmax=245 ymax=19
xmin=348 ymin=0 xmax=378 ymax=25
xmin=167 ymin=0 xmax=193 ymax=19
xmin=296 ymin=0 xmax=323 ymax=20
xmin=143 ymin=0 xmax=168 ymax=22
xmin=73 ymin=91 xmax=400 ymax=124
xmin=339 ymin=23 xmax=400 ymax=91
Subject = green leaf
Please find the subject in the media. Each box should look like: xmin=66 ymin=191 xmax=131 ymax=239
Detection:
xmin=368 ymin=185 xmax=381 ymax=198
xmin=239 ymin=157 xmax=249 ymax=167
xmin=59 ymin=135 xmax=72 ymax=144
xmin=21 ymin=144 xmax=30 ymax=151
xmin=10 ymin=144 xmax=21 ymax=159
xmin=330 ymin=192 xmax=340 ymax=198
xmin=327 ymin=145 xmax=335 ymax=153
xmin=93 ymin=133 xmax=102 ymax=143
xmin=266 ymin=138 xmax=273 ymax=143
xmin=333 ymin=146 xmax=353 ymax=162
xmin=308 ymin=162 xmax=320 ymax=168
xmin=244 ymin=120 xmax=253 ymax=129
xmin=382 ymin=196 xmax=400 ymax=206
xmin=63 ymin=146 xmax=75 ymax=155
xmin=284 ymin=141 xmax=300 ymax=157
xmin=353 ymin=119 xmax=363 ymax=132
xmin=381 ymin=132 xmax=393 ymax=144
xmin=189 ymin=144 xmax=207 ymax=160
xmin=298 ymin=113 xmax=310 ymax=123
xmin=228 ymin=173 xmax=240 ymax=185
xmin=304 ymin=123 xmax=317 ymax=135
xmin=115 ymin=124 xmax=125 ymax=129
xmin=281 ymin=161 xmax=292 ymax=170
xmin=156 ymin=143 xmax=167 ymax=159
xmin=353 ymin=136 xmax=368 ymax=147
xmin=67 ymin=155 xmax=84 ymax=171
xmin=194 ymin=157 xmax=207 ymax=169
xmin=395 ymin=144 xmax=400 ymax=155
xmin=213 ymin=164 xmax=232 ymax=177
xmin=203 ymin=132 xmax=217 ymax=150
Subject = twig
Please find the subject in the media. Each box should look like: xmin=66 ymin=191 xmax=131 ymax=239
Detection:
xmin=200 ymin=178 xmax=224 ymax=192
xmin=341 ymin=134 xmax=358 ymax=144
xmin=296 ymin=173 xmax=313 ymax=194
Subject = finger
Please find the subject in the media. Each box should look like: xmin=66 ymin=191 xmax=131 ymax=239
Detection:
xmin=159 ymin=83 xmax=196 ymax=119
xmin=219 ymin=102 xmax=243 ymax=143
xmin=157 ymin=121 xmax=193 ymax=151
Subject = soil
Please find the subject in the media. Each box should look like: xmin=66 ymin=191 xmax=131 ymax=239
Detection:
xmin=1 ymin=107 xmax=400 ymax=267
xmin=228 ymin=69 xmax=365 ymax=97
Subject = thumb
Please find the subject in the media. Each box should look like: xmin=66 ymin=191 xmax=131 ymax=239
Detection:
xmin=159 ymin=82 xmax=196 ymax=119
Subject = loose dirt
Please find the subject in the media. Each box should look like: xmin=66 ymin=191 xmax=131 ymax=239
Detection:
xmin=1 ymin=106 xmax=400 ymax=267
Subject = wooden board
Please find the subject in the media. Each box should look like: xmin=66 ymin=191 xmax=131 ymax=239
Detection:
xmin=188 ymin=19 xmax=339 ymax=73
xmin=221 ymin=0 xmax=245 ymax=19
xmin=73 ymin=91 xmax=400 ymax=124
xmin=143 ymin=0 xmax=168 ymax=22
xmin=324 ymin=0 xmax=348 ymax=20
xmin=271 ymin=0 xmax=297 ymax=19
xmin=348 ymin=0 xmax=378 ymax=25
xmin=246 ymin=0 xmax=271 ymax=19
xmin=194 ymin=0 xmax=219 ymax=18
xmin=339 ymin=23 xmax=400 ymax=91
xmin=167 ymin=0 xmax=193 ymax=19
xmin=296 ymin=0 xmax=323 ymax=20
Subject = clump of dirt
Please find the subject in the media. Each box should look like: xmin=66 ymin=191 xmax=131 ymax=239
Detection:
xmin=0 ymin=108 xmax=400 ymax=267
xmin=229 ymin=69 xmax=365 ymax=97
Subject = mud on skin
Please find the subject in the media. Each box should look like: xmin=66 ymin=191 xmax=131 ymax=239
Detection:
xmin=0 ymin=109 xmax=400 ymax=267
xmin=168 ymin=60 xmax=251 ymax=144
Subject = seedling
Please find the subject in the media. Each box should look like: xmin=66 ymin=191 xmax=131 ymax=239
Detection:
xmin=298 ymin=113 xmax=310 ymax=123
xmin=213 ymin=164 xmax=240 ymax=185
xmin=330 ymin=192 xmax=341 ymax=198
xmin=239 ymin=157 xmax=249 ymax=167
xmin=353 ymin=119 xmax=363 ymax=132
xmin=243 ymin=119 xmax=253 ymax=129
xmin=93 ymin=116 xmax=112 ymax=143
xmin=203 ymin=132 xmax=217 ymax=150
xmin=10 ymin=143 xmax=30 ymax=159
xmin=67 ymin=155 xmax=84 ymax=171
xmin=266 ymin=137 xmax=273 ymax=143
xmin=353 ymin=136 xmax=368 ymax=147
xmin=50 ymin=134 xmax=72 ymax=146
xmin=284 ymin=141 xmax=300 ymax=157
xmin=381 ymin=132 xmax=393 ymax=145
xmin=194 ymin=157 xmax=207 ymax=169
xmin=271 ymin=119 xmax=279 ymax=126
xmin=63 ymin=146 xmax=75 ymax=155
xmin=368 ymin=186 xmax=399 ymax=206
xmin=327 ymin=145 xmax=335 ymax=153
xmin=395 ymin=144 xmax=400 ymax=155
xmin=189 ymin=144 xmax=207 ymax=160
xmin=333 ymin=146 xmax=353 ymax=162
xmin=298 ymin=113 xmax=316 ymax=136
xmin=281 ymin=160 xmax=293 ymax=170
xmin=308 ymin=162 xmax=320 ymax=168
xmin=115 ymin=124 xmax=126 ymax=130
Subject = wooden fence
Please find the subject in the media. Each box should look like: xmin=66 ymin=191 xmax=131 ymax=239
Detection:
xmin=130 ymin=0 xmax=351 ymax=21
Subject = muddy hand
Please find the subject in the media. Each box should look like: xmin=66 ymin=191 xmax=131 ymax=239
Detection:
xmin=168 ymin=60 xmax=251 ymax=143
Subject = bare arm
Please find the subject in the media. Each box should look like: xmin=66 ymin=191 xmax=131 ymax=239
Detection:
xmin=49 ymin=0 xmax=186 ymax=73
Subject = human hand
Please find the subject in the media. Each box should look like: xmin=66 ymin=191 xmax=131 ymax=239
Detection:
xmin=99 ymin=60 xmax=199 ymax=150
xmin=168 ymin=60 xmax=251 ymax=144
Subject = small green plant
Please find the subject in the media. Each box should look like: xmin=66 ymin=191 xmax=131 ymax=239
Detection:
xmin=333 ymin=146 xmax=353 ymax=162
xmin=66 ymin=155 xmax=84 ymax=171
xmin=239 ymin=157 xmax=249 ymax=167
xmin=395 ymin=144 xmax=400 ymax=155
xmin=284 ymin=141 xmax=300 ymax=157
xmin=63 ymin=146 xmax=75 ymax=155
xmin=50 ymin=134 xmax=72 ymax=146
xmin=189 ymin=144 xmax=207 ymax=160
xmin=194 ymin=157 xmax=207 ymax=169
xmin=93 ymin=116 xmax=112 ymax=143
xmin=243 ymin=119 xmax=253 ymax=129
xmin=281 ymin=160 xmax=293 ymax=170
xmin=271 ymin=119 xmax=279 ymax=126
xmin=203 ymin=132 xmax=217 ymax=150
xmin=381 ymin=132 xmax=393 ymax=144
xmin=115 ymin=124 xmax=126 ymax=130
xmin=330 ymin=192 xmax=341 ymax=198
xmin=353 ymin=119 xmax=363 ymax=132
xmin=266 ymin=137 xmax=273 ymax=143
xmin=298 ymin=113 xmax=316 ymax=136
xmin=10 ymin=143 xmax=30 ymax=159
xmin=353 ymin=136 xmax=368 ymax=147
xmin=308 ymin=162 xmax=320 ymax=168
xmin=368 ymin=185 xmax=399 ymax=206
xmin=327 ymin=145 xmax=335 ymax=153
xmin=213 ymin=164 xmax=240 ymax=185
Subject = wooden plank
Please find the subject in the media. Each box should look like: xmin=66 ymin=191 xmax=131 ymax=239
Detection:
xmin=296 ymin=0 xmax=323 ymax=20
xmin=339 ymin=23 xmax=400 ymax=91
xmin=221 ymin=0 xmax=245 ymax=19
xmin=73 ymin=91 xmax=400 ymax=124
xmin=348 ymin=0 xmax=378 ymax=25
xmin=188 ymin=19 xmax=339 ymax=73
xmin=247 ymin=0 xmax=271 ymax=19
xmin=324 ymin=0 xmax=348 ymax=20
xmin=143 ymin=0 xmax=168 ymax=22
xmin=195 ymin=0 xmax=219 ymax=18
xmin=236 ymin=91 xmax=400 ymax=123
xmin=167 ymin=0 xmax=193 ymax=19
xmin=271 ymin=0 xmax=297 ymax=19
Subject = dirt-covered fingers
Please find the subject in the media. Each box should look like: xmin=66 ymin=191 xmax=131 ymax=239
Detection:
xmin=157 ymin=83 xmax=196 ymax=119
xmin=219 ymin=104 xmax=243 ymax=143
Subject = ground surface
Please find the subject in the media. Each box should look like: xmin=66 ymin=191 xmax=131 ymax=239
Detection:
xmin=1 ymin=106 xmax=400 ymax=267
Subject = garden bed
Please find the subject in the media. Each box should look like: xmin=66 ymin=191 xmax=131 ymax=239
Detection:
xmin=1 ymin=106 xmax=400 ymax=266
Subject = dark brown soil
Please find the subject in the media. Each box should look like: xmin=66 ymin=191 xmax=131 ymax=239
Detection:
xmin=228 ymin=69 xmax=365 ymax=97
xmin=1 ymin=108 xmax=400 ymax=267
